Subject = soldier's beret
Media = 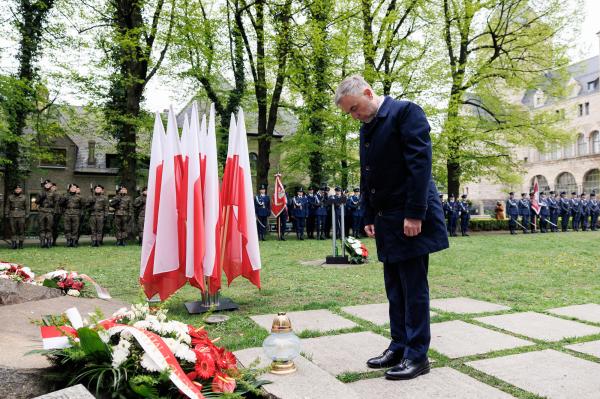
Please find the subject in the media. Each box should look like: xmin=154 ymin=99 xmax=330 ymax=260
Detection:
xmin=94 ymin=184 xmax=104 ymax=189
xmin=43 ymin=179 xmax=52 ymax=184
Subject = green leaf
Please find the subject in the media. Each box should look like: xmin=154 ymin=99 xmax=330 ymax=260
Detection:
xmin=43 ymin=279 xmax=59 ymax=289
xmin=77 ymin=327 xmax=109 ymax=359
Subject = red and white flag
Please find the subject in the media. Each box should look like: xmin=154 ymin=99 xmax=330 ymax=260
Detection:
xmin=140 ymin=113 xmax=165 ymax=299
xmin=219 ymin=109 xmax=261 ymax=289
xmin=271 ymin=173 xmax=287 ymax=217
xmin=203 ymin=104 xmax=222 ymax=294
xmin=531 ymin=176 xmax=541 ymax=215
xmin=184 ymin=102 xmax=206 ymax=292
xmin=151 ymin=107 xmax=187 ymax=300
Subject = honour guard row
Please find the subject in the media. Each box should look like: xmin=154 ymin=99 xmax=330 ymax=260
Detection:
xmin=441 ymin=194 xmax=471 ymax=237
xmin=505 ymin=191 xmax=600 ymax=234
xmin=4 ymin=180 xmax=147 ymax=249
xmin=254 ymin=184 xmax=364 ymax=241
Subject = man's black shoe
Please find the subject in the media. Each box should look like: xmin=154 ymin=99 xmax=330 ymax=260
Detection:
xmin=385 ymin=358 xmax=430 ymax=380
xmin=366 ymin=349 xmax=403 ymax=369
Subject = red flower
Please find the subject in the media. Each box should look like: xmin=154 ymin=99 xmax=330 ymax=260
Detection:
xmin=189 ymin=326 xmax=209 ymax=345
xmin=194 ymin=350 xmax=216 ymax=380
xmin=71 ymin=281 xmax=84 ymax=291
xmin=217 ymin=350 xmax=237 ymax=371
xmin=212 ymin=372 xmax=236 ymax=393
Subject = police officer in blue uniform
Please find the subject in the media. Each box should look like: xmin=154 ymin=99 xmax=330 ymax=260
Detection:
xmin=506 ymin=192 xmax=519 ymax=234
xmin=329 ymin=187 xmax=344 ymax=238
xmin=445 ymin=194 xmax=459 ymax=236
xmin=539 ymin=192 xmax=549 ymax=233
xmin=548 ymin=191 xmax=559 ymax=232
xmin=292 ymin=188 xmax=308 ymax=240
xmin=518 ymin=193 xmax=530 ymax=233
xmin=306 ymin=187 xmax=317 ymax=239
xmin=579 ymin=193 xmax=589 ymax=231
xmin=348 ymin=188 xmax=364 ymax=237
xmin=589 ymin=192 xmax=599 ymax=231
xmin=458 ymin=194 xmax=470 ymax=236
xmin=559 ymin=191 xmax=570 ymax=232
xmin=254 ymin=184 xmax=270 ymax=241
xmin=337 ymin=75 xmax=448 ymax=381
xmin=315 ymin=186 xmax=328 ymax=240
xmin=570 ymin=192 xmax=581 ymax=231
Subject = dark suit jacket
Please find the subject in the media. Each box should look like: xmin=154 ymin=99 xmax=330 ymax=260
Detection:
xmin=360 ymin=96 xmax=449 ymax=263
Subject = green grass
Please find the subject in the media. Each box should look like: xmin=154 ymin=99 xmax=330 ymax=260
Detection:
xmin=2 ymin=232 xmax=600 ymax=398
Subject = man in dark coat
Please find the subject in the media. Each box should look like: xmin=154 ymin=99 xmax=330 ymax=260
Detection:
xmin=254 ymin=184 xmax=270 ymax=241
xmin=506 ymin=192 xmax=519 ymax=235
xmin=336 ymin=75 xmax=449 ymax=381
xmin=559 ymin=191 xmax=570 ymax=232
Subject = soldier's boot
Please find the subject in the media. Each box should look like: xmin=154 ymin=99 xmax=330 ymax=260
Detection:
xmin=11 ymin=241 xmax=17 ymax=249
xmin=52 ymin=237 xmax=57 ymax=246
xmin=67 ymin=239 xmax=72 ymax=247
xmin=74 ymin=239 xmax=79 ymax=247
xmin=18 ymin=241 xmax=24 ymax=249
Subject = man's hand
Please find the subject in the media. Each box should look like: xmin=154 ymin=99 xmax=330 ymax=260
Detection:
xmin=364 ymin=224 xmax=375 ymax=238
xmin=404 ymin=218 xmax=422 ymax=237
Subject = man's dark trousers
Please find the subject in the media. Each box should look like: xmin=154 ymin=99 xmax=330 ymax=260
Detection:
xmin=384 ymin=255 xmax=430 ymax=361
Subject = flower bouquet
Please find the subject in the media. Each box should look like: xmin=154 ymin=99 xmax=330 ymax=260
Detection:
xmin=0 ymin=261 xmax=36 ymax=283
xmin=343 ymin=236 xmax=369 ymax=264
xmin=41 ymin=270 xmax=85 ymax=297
xmin=34 ymin=304 xmax=266 ymax=398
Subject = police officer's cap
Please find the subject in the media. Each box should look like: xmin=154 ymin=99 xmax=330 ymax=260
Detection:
xmin=354 ymin=187 xmax=360 ymax=192
xmin=259 ymin=184 xmax=267 ymax=190
xmin=581 ymin=192 xmax=586 ymax=196
xmin=335 ymin=186 xmax=341 ymax=191
xmin=591 ymin=192 xmax=596 ymax=197
xmin=94 ymin=184 xmax=104 ymax=190
xmin=449 ymin=194 xmax=455 ymax=198
xmin=439 ymin=194 xmax=443 ymax=198
xmin=521 ymin=193 xmax=526 ymax=196
xmin=308 ymin=186 xmax=315 ymax=191
xmin=560 ymin=191 xmax=566 ymax=195
xmin=297 ymin=187 xmax=304 ymax=193
xmin=571 ymin=191 xmax=577 ymax=195
xmin=540 ymin=191 xmax=545 ymax=195
xmin=320 ymin=186 xmax=328 ymax=191
xmin=461 ymin=194 xmax=467 ymax=198
xmin=549 ymin=191 xmax=555 ymax=194
xmin=509 ymin=192 xmax=514 ymax=195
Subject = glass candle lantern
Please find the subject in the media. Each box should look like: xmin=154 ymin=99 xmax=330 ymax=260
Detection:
xmin=262 ymin=312 xmax=301 ymax=374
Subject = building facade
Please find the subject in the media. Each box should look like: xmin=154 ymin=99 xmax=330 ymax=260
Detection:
xmin=466 ymin=33 xmax=600 ymax=210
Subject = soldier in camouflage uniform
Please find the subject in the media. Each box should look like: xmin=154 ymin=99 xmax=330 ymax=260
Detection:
xmin=110 ymin=186 xmax=132 ymax=246
xmin=61 ymin=184 xmax=84 ymax=247
xmin=5 ymin=185 xmax=28 ymax=249
xmin=51 ymin=183 xmax=62 ymax=246
xmin=88 ymin=184 xmax=108 ymax=247
xmin=38 ymin=179 xmax=59 ymax=248
xmin=134 ymin=187 xmax=147 ymax=245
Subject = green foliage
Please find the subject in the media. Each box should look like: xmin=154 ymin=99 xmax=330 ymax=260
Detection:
xmin=77 ymin=327 xmax=110 ymax=360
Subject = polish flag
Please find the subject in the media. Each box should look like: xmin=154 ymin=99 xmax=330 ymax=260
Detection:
xmin=151 ymin=107 xmax=187 ymax=300
xmin=185 ymin=102 xmax=206 ymax=292
xmin=140 ymin=113 xmax=165 ymax=298
xmin=219 ymin=109 xmax=261 ymax=289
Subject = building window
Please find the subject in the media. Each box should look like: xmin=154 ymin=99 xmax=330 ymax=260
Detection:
xmin=588 ymin=80 xmax=598 ymax=91
xmin=555 ymin=172 xmax=577 ymax=193
xmin=585 ymin=102 xmax=590 ymax=115
xmin=88 ymin=141 xmax=96 ymax=165
xmin=583 ymin=169 xmax=600 ymax=194
xmin=577 ymin=134 xmax=587 ymax=156
xmin=578 ymin=104 xmax=583 ymax=116
xmin=40 ymin=148 xmax=67 ymax=168
xmin=106 ymin=154 xmax=120 ymax=169
xmin=591 ymin=131 xmax=600 ymax=154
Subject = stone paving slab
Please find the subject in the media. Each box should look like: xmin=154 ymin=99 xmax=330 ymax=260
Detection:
xmin=34 ymin=384 xmax=94 ymax=398
xmin=467 ymin=349 xmax=600 ymax=399
xmin=301 ymin=331 xmax=391 ymax=375
xmin=341 ymin=303 xmax=437 ymax=326
xmin=349 ymin=366 xmax=515 ymax=399
xmin=430 ymin=297 xmax=510 ymax=314
xmin=234 ymin=347 xmax=360 ymax=399
xmin=430 ymin=320 xmax=534 ymax=358
xmin=0 ymin=296 xmax=128 ymax=369
xmin=565 ymin=340 xmax=600 ymax=358
xmin=251 ymin=309 xmax=357 ymax=334
xmin=475 ymin=311 xmax=600 ymax=341
xmin=547 ymin=303 xmax=600 ymax=324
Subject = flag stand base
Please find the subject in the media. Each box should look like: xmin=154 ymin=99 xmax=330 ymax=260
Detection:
xmin=325 ymin=255 xmax=349 ymax=264
xmin=184 ymin=297 xmax=239 ymax=314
